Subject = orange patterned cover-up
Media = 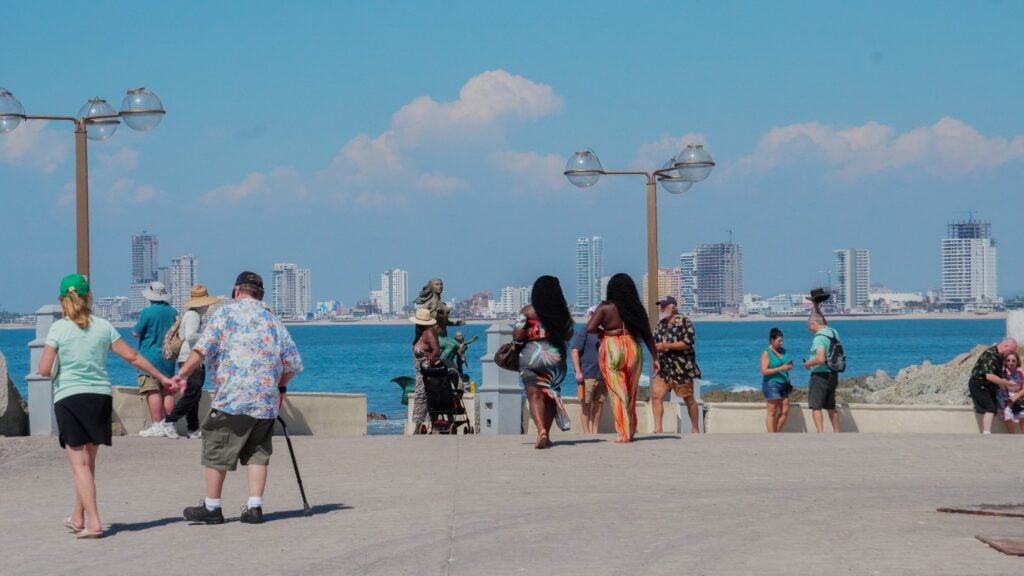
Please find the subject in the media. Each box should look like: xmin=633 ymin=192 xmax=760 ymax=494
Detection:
xmin=598 ymin=333 xmax=644 ymax=441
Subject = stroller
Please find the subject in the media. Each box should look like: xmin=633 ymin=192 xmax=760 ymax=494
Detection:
xmin=420 ymin=360 xmax=473 ymax=434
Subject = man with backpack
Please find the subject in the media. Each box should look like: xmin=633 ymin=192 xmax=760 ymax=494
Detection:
xmin=135 ymin=281 xmax=179 ymax=438
xmin=161 ymin=285 xmax=219 ymax=439
xmin=803 ymin=313 xmax=842 ymax=432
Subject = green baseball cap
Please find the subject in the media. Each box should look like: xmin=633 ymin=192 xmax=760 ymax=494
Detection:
xmin=59 ymin=273 xmax=91 ymax=298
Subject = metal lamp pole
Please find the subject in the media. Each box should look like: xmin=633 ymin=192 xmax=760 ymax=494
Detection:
xmin=564 ymin=145 xmax=715 ymax=329
xmin=0 ymin=88 xmax=166 ymax=279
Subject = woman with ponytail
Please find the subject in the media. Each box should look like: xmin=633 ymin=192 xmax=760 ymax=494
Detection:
xmin=585 ymin=273 xmax=659 ymax=443
xmin=38 ymin=274 xmax=177 ymax=538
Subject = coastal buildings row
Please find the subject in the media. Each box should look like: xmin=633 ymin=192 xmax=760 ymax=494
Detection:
xmin=127 ymin=232 xmax=201 ymax=317
xmin=640 ymin=242 xmax=744 ymax=315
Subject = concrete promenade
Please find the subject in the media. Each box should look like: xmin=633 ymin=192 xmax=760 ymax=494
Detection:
xmin=1 ymin=433 xmax=1022 ymax=575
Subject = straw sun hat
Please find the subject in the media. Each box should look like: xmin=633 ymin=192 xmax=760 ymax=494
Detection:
xmin=184 ymin=285 xmax=219 ymax=309
xmin=409 ymin=308 xmax=437 ymax=326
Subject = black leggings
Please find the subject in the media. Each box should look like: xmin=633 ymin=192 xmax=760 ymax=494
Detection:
xmin=165 ymin=364 xmax=205 ymax=431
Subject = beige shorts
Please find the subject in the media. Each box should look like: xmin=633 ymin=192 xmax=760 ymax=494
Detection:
xmin=200 ymin=410 xmax=274 ymax=471
xmin=136 ymin=374 xmax=164 ymax=395
xmin=653 ymin=376 xmax=694 ymax=399
xmin=577 ymin=378 xmax=607 ymax=403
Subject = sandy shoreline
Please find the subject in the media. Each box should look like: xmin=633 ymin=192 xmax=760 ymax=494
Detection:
xmin=0 ymin=311 xmax=1008 ymax=330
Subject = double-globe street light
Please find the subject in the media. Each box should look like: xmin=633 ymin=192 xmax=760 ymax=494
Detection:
xmin=564 ymin=144 xmax=714 ymax=328
xmin=0 ymin=87 xmax=165 ymax=279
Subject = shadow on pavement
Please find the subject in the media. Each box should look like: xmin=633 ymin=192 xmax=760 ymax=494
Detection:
xmin=630 ymin=434 xmax=681 ymax=442
xmin=262 ymin=503 xmax=351 ymax=522
xmin=550 ymin=438 xmax=605 ymax=446
xmin=106 ymin=516 xmax=182 ymax=536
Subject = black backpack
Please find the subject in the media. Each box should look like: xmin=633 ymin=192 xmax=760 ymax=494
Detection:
xmin=820 ymin=329 xmax=846 ymax=373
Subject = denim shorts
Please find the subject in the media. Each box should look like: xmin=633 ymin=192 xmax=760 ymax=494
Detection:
xmin=762 ymin=379 xmax=792 ymax=400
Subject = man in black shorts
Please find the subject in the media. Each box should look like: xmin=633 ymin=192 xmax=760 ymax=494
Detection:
xmin=803 ymin=314 xmax=840 ymax=433
xmin=969 ymin=337 xmax=1019 ymax=434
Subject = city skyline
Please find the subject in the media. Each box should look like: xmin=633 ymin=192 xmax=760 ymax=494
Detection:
xmin=1 ymin=3 xmax=1022 ymax=312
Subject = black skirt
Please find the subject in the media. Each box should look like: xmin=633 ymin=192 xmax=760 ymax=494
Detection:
xmin=54 ymin=393 xmax=113 ymax=449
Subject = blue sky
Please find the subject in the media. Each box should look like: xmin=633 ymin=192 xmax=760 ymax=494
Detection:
xmin=2 ymin=0 xmax=1022 ymax=311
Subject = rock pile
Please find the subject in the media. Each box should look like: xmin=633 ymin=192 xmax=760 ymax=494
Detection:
xmin=844 ymin=345 xmax=989 ymax=405
xmin=0 ymin=352 xmax=30 ymax=436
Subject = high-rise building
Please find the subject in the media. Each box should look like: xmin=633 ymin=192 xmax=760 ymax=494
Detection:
xmin=834 ymin=249 xmax=870 ymax=311
xmin=498 ymin=286 xmax=531 ymax=316
xmin=169 ymin=255 xmax=198 ymax=311
xmin=941 ymin=219 xmax=998 ymax=307
xmin=679 ymin=253 xmax=696 ymax=314
xmin=642 ymin=268 xmax=682 ymax=313
xmin=272 ymin=263 xmax=311 ymax=319
xmin=131 ymin=232 xmax=159 ymax=284
xmin=379 ymin=269 xmax=409 ymax=316
xmin=694 ymin=242 xmax=743 ymax=314
xmin=575 ymin=236 xmax=603 ymax=309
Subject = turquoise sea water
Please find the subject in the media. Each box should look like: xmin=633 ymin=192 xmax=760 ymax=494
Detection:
xmin=0 ymin=319 xmax=1005 ymax=434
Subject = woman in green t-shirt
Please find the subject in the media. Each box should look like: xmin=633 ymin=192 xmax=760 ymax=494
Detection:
xmin=38 ymin=274 xmax=177 ymax=539
xmin=759 ymin=327 xmax=794 ymax=433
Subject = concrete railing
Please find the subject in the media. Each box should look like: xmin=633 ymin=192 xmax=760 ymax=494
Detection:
xmin=112 ymin=386 xmax=367 ymax=436
xmin=704 ymin=402 xmax=1019 ymax=434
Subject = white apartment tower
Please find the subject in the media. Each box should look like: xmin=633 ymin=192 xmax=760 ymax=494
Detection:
xmin=272 ymin=263 xmax=311 ymax=319
xmin=575 ymin=236 xmax=603 ymax=309
xmin=170 ymin=255 xmax=198 ymax=311
xmin=129 ymin=232 xmax=159 ymax=315
xmin=941 ymin=219 xmax=998 ymax=307
xmin=679 ymin=253 xmax=696 ymax=314
xmin=380 ymin=269 xmax=409 ymax=316
xmin=834 ymin=249 xmax=870 ymax=311
xmin=499 ymin=285 xmax=531 ymax=316
xmin=694 ymin=243 xmax=743 ymax=314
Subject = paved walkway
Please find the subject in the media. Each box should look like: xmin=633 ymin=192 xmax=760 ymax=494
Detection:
xmin=1 ymin=433 xmax=1022 ymax=575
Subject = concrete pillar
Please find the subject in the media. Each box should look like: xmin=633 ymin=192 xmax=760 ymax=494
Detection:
xmin=27 ymin=305 xmax=62 ymax=436
xmin=477 ymin=323 xmax=523 ymax=435
xmin=1007 ymin=310 xmax=1024 ymax=344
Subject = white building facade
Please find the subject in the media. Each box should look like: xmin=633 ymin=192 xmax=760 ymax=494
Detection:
xmin=272 ymin=263 xmax=311 ymax=319
xmin=169 ymin=254 xmax=198 ymax=311
xmin=834 ymin=249 xmax=870 ymax=312
xmin=380 ymin=269 xmax=409 ymax=316
xmin=575 ymin=236 xmax=603 ymax=309
xmin=941 ymin=220 xmax=998 ymax=307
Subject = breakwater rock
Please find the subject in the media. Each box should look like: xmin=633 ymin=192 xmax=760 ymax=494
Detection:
xmin=843 ymin=345 xmax=988 ymax=405
xmin=0 ymin=352 xmax=30 ymax=436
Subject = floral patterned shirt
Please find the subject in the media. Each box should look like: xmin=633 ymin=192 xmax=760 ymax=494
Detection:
xmin=655 ymin=314 xmax=701 ymax=383
xmin=971 ymin=346 xmax=1003 ymax=385
xmin=194 ymin=298 xmax=303 ymax=419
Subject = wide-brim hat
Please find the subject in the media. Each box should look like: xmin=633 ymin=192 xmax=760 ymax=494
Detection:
xmin=185 ymin=284 xmax=219 ymax=309
xmin=142 ymin=281 xmax=170 ymax=302
xmin=409 ymin=308 xmax=437 ymax=326
xmin=806 ymin=287 xmax=831 ymax=304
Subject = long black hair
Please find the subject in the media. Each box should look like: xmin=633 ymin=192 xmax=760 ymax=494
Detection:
xmin=531 ymin=275 xmax=573 ymax=347
xmin=605 ymin=273 xmax=654 ymax=344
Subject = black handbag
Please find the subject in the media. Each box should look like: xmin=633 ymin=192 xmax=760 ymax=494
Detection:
xmin=493 ymin=342 xmax=521 ymax=372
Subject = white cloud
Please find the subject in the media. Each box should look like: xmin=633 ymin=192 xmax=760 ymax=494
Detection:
xmin=0 ymin=121 xmax=69 ymax=173
xmin=104 ymin=178 xmax=163 ymax=204
xmin=416 ymin=171 xmax=468 ymax=194
xmin=630 ymin=133 xmax=709 ymax=171
xmin=97 ymin=147 xmax=139 ymax=172
xmin=736 ymin=117 xmax=1024 ymax=181
xmin=210 ymin=69 xmax=565 ymax=207
xmin=202 ymin=166 xmax=307 ymax=205
xmin=489 ymin=150 xmax=567 ymax=192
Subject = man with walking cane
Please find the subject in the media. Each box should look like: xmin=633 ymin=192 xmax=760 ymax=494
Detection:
xmin=174 ymin=271 xmax=303 ymax=525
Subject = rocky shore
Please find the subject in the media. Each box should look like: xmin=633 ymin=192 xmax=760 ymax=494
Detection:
xmin=702 ymin=344 xmax=1004 ymax=406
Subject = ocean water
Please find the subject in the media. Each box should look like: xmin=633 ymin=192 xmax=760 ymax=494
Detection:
xmin=0 ymin=319 xmax=1005 ymax=434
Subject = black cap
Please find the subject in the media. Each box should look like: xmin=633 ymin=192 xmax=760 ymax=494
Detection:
xmin=657 ymin=296 xmax=677 ymax=306
xmin=234 ymin=271 xmax=264 ymax=289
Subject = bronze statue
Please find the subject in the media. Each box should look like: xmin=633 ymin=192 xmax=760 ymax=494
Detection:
xmin=414 ymin=277 xmax=463 ymax=336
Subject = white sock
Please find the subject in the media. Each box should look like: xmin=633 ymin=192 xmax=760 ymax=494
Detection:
xmin=205 ymin=497 xmax=222 ymax=511
xmin=983 ymin=431 xmax=992 ymax=435
xmin=247 ymin=496 xmax=263 ymax=508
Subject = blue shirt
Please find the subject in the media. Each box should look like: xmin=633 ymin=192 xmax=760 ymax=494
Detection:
xmin=133 ymin=302 xmax=178 ymax=376
xmin=810 ymin=327 xmax=839 ymax=374
xmin=570 ymin=330 xmax=602 ymax=380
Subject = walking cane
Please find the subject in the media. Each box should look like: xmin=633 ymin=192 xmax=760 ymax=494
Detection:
xmin=277 ymin=416 xmax=312 ymax=515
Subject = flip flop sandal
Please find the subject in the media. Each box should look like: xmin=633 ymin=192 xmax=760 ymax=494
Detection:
xmin=63 ymin=517 xmax=84 ymax=533
xmin=75 ymin=529 xmax=103 ymax=539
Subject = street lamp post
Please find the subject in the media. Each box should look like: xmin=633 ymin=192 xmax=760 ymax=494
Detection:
xmin=564 ymin=144 xmax=714 ymax=328
xmin=0 ymin=87 xmax=165 ymax=279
